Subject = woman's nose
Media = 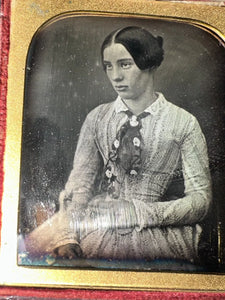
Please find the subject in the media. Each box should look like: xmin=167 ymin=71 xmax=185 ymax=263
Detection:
xmin=111 ymin=67 xmax=123 ymax=81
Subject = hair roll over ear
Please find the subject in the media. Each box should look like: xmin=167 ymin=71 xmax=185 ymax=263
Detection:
xmin=101 ymin=27 xmax=164 ymax=71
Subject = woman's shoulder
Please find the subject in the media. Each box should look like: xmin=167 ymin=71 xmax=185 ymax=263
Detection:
xmin=163 ymin=98 xmax=201 ymax=139
xmin=157 ymin=93 xmax=194 ymax=121
xmin=169 ymin=103 xmax=206 ymax=144
xmin=166 ymin=100 xmax=197 ymax=124
xmin=86 ymin=101 xmax=115 ymax=121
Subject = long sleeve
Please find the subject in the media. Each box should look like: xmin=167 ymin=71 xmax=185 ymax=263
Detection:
xmin=133 ymin=117 xmax=212 ymax=230
xmin=61 ymin=109 xmax=104 ymax=211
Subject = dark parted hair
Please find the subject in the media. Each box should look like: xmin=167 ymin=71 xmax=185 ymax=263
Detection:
xmin=101 ymin=26 xmax=164 ymax=71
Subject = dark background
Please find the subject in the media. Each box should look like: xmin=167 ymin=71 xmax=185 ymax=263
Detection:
xmin=18 ymin=16 xmax=225 ymax=271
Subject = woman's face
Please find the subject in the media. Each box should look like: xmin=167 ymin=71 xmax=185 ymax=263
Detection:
xmin=103 ymin=43 xmax=153 ymax=101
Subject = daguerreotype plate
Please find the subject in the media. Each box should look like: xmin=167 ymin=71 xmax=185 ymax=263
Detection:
xmin=1 ymin=0 xmax=225 ymax=291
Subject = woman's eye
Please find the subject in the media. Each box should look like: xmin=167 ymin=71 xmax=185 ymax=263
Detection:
xmin=105 ymin=64 xmax=112 ymax=70
xmin=121 ymin=62 xmax=132 ymax=69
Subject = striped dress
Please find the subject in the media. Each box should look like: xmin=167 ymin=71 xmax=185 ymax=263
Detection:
xmin=26 ymin=93 xmax=212 ymax=262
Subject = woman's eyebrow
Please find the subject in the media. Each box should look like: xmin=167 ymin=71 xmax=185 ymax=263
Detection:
xmin=103 ymin=58 xmax=133 ymax=64
xmin=117 ymin=58 xmax=133 ymax=63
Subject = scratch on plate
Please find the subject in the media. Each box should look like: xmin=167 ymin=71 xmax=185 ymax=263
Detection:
xmin=30 ymin=2 xmax=49 ymax=16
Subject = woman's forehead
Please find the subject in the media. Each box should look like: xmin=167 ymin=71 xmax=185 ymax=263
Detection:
xmin=103 ymin=43 xmax=133 ymax=62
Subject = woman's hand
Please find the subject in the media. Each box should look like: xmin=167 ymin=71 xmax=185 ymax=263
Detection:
xmin=53 ymin=243 xmax=83 ymax=259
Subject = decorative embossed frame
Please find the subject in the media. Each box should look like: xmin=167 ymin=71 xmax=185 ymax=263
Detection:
xmin=1 ymin=0 xmax=225 ymax=291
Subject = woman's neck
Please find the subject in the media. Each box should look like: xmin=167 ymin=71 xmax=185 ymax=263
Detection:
xmin=123 ymin=90 xmax=157 ymax=115
xmin=122 ymin=71 xmax=157 ymax=115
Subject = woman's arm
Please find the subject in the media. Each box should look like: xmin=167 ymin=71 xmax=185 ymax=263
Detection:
xmin=51 ymin=110 xmax=104 ymax=256
xmin=61 ymin=109 xmax=104 ymax=212
xmin=133 ymin=117 xmax=212 ymax=230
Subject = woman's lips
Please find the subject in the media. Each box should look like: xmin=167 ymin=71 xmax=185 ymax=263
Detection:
xmin=115 ymin=85 xmax=128 ymax=92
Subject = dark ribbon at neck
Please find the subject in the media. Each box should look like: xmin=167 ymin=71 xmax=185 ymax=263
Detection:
xmin=102 ymin=110 xmax=150 ymax=197
xmin=111 ymin=110 xmax=150 ymax=175
xmin=124 ymin=110 xmax=150 ymax=120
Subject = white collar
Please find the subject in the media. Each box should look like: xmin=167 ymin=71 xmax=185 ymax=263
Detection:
xmin=114 ymin=92 xmax=167 ymax=116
